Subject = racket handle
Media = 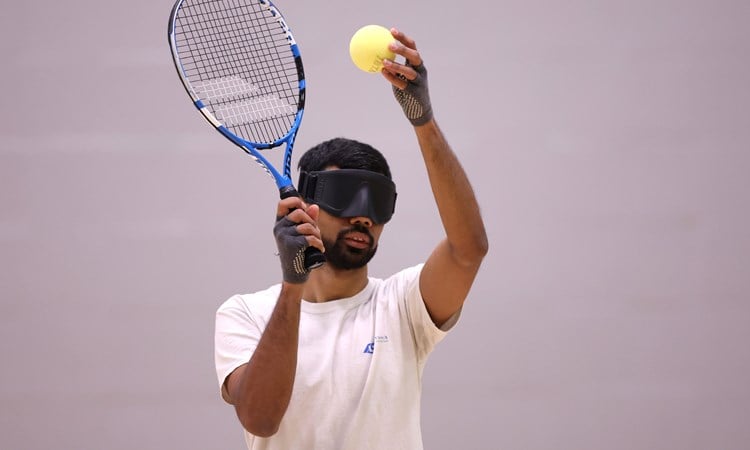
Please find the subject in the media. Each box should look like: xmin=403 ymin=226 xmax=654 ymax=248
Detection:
xmin=280 ymin=186 xmax=326 ymax=270
xmin=303 ymin=246 xmax=326 ymax=270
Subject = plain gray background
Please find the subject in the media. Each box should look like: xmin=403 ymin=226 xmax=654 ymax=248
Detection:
xmin=2 ymin=0 xmax=749 ymax=449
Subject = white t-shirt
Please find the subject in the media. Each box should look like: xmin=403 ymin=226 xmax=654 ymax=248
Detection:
xmin=214 ymin=264 xmax=460 ymax=450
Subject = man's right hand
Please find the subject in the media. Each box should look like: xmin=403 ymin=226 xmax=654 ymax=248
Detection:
xmin=273 ymin=197 xmax=324 ymax=284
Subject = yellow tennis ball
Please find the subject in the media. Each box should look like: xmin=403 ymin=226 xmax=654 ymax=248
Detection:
xmin=349 ymin=25 xmax=396 ymax=73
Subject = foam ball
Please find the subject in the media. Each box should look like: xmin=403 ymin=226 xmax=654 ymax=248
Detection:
xmin=349 ymin=25 xmax=396 ymax=73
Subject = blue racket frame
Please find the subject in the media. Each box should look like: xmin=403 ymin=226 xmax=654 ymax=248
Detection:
xmin=168 ymin=0 xmax=306 ymax=193
xmin=168 ymin=0 xmax=325 ymax=269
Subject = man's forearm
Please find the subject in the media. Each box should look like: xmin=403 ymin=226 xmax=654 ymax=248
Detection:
xmin=415 ymin=119 xmax=488 ymax=263
xmin=231 ymin=283 xmax=303 ymax=437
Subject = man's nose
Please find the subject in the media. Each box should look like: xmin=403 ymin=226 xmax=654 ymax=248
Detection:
xmin=349 ymin=216 xmax=373 ymax=228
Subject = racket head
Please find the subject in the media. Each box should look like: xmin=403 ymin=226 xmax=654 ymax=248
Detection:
xmin=168 ymin=0 xmax=306 ymax=188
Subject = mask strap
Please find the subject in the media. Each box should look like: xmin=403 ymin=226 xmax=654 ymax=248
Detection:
xmin=297 ymin=171 xmax=317 ymax=200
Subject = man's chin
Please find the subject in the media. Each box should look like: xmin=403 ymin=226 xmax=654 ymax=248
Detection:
xmin=324 ymin=241 xmax=377 ymax=270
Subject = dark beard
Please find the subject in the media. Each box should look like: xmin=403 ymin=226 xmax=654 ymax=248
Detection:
xmin=323 ymin=225 xmax=378 ymax=270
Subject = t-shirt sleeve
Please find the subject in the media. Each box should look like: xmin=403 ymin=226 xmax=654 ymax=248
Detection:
xmin=214 ymin=294 xmax=263 ymax=403
xmin=398 ymin=264 xmax=462 ymax=362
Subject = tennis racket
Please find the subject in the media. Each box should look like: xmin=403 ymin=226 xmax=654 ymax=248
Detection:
xmin=168 ymin=0 xmax=325 ymax=270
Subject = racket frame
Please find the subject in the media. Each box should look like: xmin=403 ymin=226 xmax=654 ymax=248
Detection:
xmin=167 ymin=0 xmax=306 ymax=191
xmin=168 ymin=0 xmax=325 ymax=269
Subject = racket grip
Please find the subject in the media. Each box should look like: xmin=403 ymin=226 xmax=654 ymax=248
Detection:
xmin=279 ymin=186 xmax=326 ymax=270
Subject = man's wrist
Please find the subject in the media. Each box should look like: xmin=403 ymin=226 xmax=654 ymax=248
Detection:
xmin=279 ymin=282 xmax=305 ymax=305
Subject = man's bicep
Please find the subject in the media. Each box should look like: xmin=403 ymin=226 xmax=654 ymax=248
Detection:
xmin=215 ymin=298 xmax=263 ymax=403
xmin=222 ymin=363 xmax=248 ymax=405
xmin=420 ymin=239 xmax=481 ymax=327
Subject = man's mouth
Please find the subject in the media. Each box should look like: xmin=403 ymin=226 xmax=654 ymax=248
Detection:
xmin=343 ymin=232 xmax=371 ymax=250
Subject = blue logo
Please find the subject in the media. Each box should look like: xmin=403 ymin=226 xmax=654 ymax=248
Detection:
xmin=363 ymin=342 xmax=375 ymax=354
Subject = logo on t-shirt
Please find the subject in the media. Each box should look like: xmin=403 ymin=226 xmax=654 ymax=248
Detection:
xmin=363 ymin=335 xmax=389 ymax=354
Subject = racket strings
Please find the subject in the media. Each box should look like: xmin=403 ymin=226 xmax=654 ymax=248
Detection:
xmin=174 ymin=0 xmax=301 ymax=144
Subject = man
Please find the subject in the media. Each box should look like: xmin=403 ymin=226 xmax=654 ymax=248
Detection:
xmin=214 ymin=28 xmax=488 ymax=449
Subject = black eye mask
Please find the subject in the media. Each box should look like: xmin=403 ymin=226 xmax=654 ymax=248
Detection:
xmin=297 ymin=169 xmax=397 ymax=224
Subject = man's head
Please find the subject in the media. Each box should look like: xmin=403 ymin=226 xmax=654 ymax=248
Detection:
xmin=297 ymin=138 xmax=397 ymax=270
xmin=298 ymin=137 xmax=393 ymax=178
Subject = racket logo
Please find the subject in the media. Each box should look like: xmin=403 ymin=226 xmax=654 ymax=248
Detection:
xmin=192 ymin=76 xmax=296 ymax=126
xmin=192 ymin=76 xmax=259 ymax=101
xmin=217 ymin=97 xmax=296 ymax=126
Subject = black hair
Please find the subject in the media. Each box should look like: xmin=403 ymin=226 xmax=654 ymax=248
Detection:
xmin=297 ymin=137 xmax=392 ymax=179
